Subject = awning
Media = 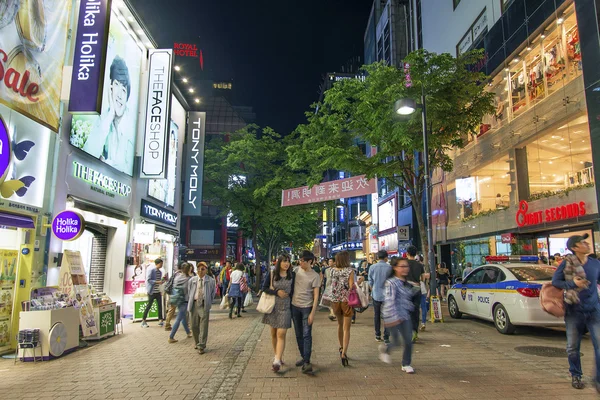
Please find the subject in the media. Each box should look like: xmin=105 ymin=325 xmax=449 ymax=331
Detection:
xmin=0 ymin=212 xmax=35 ymax=229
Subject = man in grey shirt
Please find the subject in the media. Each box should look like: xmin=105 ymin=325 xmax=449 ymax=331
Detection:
xmin=369 ymin=250 xmax=392 ymax=342
xmin=292 ymin=250 xmax=321 ymax=374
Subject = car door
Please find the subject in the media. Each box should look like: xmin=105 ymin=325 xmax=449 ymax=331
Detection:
xmin=476 ymin=267 xmax=504 ymax=318
xmin=459 ymin=268 xmax=487 ymax=315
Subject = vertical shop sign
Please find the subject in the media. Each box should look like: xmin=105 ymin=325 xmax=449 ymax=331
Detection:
xmin=141 ymin=50 xmax=173 ymax=178
xmin=69 ymin=0 xmax=112 ymax=114
xmin=183 ymin=112 xmax=206 ymax=216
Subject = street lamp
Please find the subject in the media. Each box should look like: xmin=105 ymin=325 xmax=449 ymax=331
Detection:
xmin=336 ymin=203 xmax=350 ymax=251
xmin=394 ymin=86 xmax=437 ymax=296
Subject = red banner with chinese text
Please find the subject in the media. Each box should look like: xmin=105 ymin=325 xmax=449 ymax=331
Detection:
xmin=281 ymin=175 xmax=377 ymax=207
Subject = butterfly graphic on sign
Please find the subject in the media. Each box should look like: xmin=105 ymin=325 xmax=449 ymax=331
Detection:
xmin=0 ymin=139 xmax=36 ymax=199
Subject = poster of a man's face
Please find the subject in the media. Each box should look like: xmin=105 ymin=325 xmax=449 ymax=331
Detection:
xmin=69 ymin=11 xmax=143 ymax=176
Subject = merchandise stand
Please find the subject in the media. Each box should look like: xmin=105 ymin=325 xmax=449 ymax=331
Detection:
xmin=18 ymin=307 xmax=79 ymax=360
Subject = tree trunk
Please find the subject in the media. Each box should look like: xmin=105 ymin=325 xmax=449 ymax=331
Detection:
xmin=411 ymin=196 xmax=429 ymax=265
xmin=252 ymin=222 xmax=262 ymax=292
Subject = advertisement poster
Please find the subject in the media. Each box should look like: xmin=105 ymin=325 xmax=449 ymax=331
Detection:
xmin=123 ymin=264 xmax=147 ymax=316
xmin=70 ymin=10 xmax=144 ymax=176
xmin=0 ymin=249 xmax=17 ymax=353
xmin=0 ymin=0 xmax=72 ymax=131
xmin=148 ymin=120 xmax=178 ymax=206
xmin=0 ymin=104 xmax=52 ymax=208
xmin=74 ymin=284 xmax=98 ymax=337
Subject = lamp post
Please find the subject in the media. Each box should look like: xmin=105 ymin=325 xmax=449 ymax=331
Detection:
xmin=394 ymin=85 xmax=437 ymax=297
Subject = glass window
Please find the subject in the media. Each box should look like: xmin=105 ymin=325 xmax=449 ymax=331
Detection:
xmin=526 ymin=113 xmax=594 ymax=199
xmin=541 ymin=21 xmax=566 ymax=97
xmin=482 ymin=71 xmax=509 ymax=132
xmin=562 ymin=7 xmax=582 ymax=84
xmin=524 ymin=40 xmax=545 ymax=106
xmin=509 ymin=57 xmax=528 ymax=118
xmin=464 ymin=268 xmax=487 ymax=284
xmin=507 ymin=266 xmax=555 ymax=281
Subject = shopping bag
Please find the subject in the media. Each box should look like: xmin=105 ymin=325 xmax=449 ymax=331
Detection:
xmin=319 ymin=287 xmax=332 ymax=308
xmin=355 ymin=282 xmax=368 ymax=308
xmin=244 ymin=292 xmax=254 ymax=307
xmin=347 ymin=285 xmax=361 ymax=308
xmin=219 ymin=295 xmax=229 ymax=310
xmin=256 ymin=272 xmax=275 ymax=314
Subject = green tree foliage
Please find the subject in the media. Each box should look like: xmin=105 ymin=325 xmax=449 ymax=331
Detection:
xmin=203 ymin=125 xmax=319 ymax=288
xmin=287 ymin=50 xmax=495 ymax=265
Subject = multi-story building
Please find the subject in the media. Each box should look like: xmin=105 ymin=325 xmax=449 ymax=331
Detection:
xmin=421 ymin=0 xmax=600 ymax=271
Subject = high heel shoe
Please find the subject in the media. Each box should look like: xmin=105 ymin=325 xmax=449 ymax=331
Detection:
xmin=341 ymin=354 xmax=349 ymax=367
xmin=339 ymin=347 xmax=343 ymax=355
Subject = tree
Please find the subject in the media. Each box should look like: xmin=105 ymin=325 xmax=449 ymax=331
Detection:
xmin=203 ymin=125 xmax=320 ymax=289
xmin=287 ymin=50 xmax=495 ymax=266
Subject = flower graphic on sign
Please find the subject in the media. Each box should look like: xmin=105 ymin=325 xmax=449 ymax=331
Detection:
xmin=101 ymin=312 xmax=112 ymax=329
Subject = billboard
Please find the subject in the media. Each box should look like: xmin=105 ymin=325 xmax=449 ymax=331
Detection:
xmin=68 ymin=0 xmax=112 ymax=114
xmin=183 ymin=112 xmax=206 ymax=216
xmin=0 ymin=103 xmax=52 ymax=209
xmin=281 ymin=175 xmax=377 ymax=207
xmin=69 ymin=9 xmax=144 ymax=176
xmin=0 ymin=0 xmax=72 ymax=131
xmin=141 ymin=49 xmax=173 ymax=179
xmin=148 ymin=119 xmax=178 ymax=206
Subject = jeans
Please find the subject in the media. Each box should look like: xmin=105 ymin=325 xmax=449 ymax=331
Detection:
xmin=292 ymin=305 xmax=313 ymax=364
xmin=373 ymin=300 xmax=389 ymax=340
xmin=385 ymin=320 xmax=413 ymax=366
xmin=169 ymin=302 xmax=190 ymax=339
xmin=420 ymin=294 xmax=429 ymax=324
xmin=411 ymin=291 xmax=421 ymax=333
xmin=565 ymin=309 xmax=600 ymax=383
xmin=143 ymin=292 xmax=163 ymax=321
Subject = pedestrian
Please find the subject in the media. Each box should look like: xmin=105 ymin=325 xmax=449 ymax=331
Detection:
xmin=436 ymin=262 xmax=450 ymax=301
xmin=240 ymin=266 xmax=250 ymax=313
xmin=291 ymin=250 xmax=321 ymax=374
xmin=322 ymin=258 xmax=337 ymax=321
xmin=220 ymin=261 xmax=233 ymax=300
xmin=188 ymin=261 xmax=216 ymax=354
xmin=462 ymin=262 xmax=473 ymax=279
xmin=261 ymin=254 xmax=294 ymax=372
xmin=379 ymin=257 xmax=415 ymax=373
xmin=368 ymin=250 xmax=392 ymax=343
xmin=330 ymin=251 xmax=354 ymax=367
xmin=141 ymin=258 xmax=165 ymax=328
xmin=406 ymin=246 xmax=427 ymax=343
xmin=552 ymin=233 xmax=600 ymax=391
xmin=164 ymin=262 xmax=184 ymax=330
xmin=227 ymin=263 xmax=245 ymax=318
xmin=168 ymin=263 xmax=193 ymax=343
xmin=552 ymin=253 xmax=563 ymax=267
xmin=419 ymin=274 xmax=429 ymax=331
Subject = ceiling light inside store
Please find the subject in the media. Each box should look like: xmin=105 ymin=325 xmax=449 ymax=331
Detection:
xmin=195 ymin=98 xmax=200 ymax=103
xmin=541 ymin=34 xmax=546 ymax=39
xmin=505 ymin=68 xmax=509 ymax=72
xmin=549 ymin=161 xmax=553 ymax=164
xmin=527 ymin=47 xmax=532 ymax=51
xmin=512 ymin=58 xmax=519 ymax=63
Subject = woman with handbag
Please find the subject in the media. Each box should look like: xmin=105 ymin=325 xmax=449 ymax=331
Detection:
xmin=261 ymin=254 xmax=294 ymax=372
xmin=227 ymin=263 xmax=245 ymax=318
xmin=330 ymin=251 xmax=355 ymax=367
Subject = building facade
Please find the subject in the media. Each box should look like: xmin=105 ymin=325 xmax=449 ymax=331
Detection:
xmin=422 ymin=0 xmax=599 ymax=271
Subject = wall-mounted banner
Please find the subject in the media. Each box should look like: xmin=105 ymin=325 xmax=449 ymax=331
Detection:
xmin=52 ymin=211 xmax=85 ymax=241
xmin=0 ymin=0 xmax=73 ymax=131
xmin=183 ymin=112 xmax=206 ymax=216
xmin=282 ymin=175 xmax=377 ymax=207
xmin=69 ymin=0 xmax=112 ymax=114
xmin=141 ymin=199 xmax=178 ymax=227
xmin=141 ymin=49 xmax=173 ymax=179
xmin=133 ymin=223 xmax=155 ymax=244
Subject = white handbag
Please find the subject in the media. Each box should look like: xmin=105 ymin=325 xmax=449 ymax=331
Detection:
xmin=256 ymin=273 xmax=276 ymax=314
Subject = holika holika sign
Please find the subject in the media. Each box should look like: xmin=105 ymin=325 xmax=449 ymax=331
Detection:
xmin=141 ymin=50 xmax=173 ymax=179
xmin=52 ymin=210 xmax=86 ymax=241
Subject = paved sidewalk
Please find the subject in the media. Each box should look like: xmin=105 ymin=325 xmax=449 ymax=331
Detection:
xmin=0 ymin=300 xmax=598 ymax=400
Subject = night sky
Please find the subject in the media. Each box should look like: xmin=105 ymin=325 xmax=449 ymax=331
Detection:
xmin=129 ymin=0 xmax=373 ymax=135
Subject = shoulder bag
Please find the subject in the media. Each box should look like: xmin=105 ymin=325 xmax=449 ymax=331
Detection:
xmin=256 ymin=272 xmax=276 ymax=314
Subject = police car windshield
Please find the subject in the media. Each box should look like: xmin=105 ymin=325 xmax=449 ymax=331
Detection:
xmin=508 ymin=266 xmax=555 ymax=281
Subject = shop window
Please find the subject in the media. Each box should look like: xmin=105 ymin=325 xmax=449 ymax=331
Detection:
xmin=451 ymin=155 xmax=512 ymax=221
xmin=562 ymin=8 xmax=582 ymax=84
xmin=481 ymin=71 xmax=509 ymax=133
xmin=509 ymin=57 xmax=528 ymax=118
xmin=524 ymin=40 xmax=545 ymax=106
xmin=462 ymin=238 xmax=491 ymax=268
xmin=526 ymin=113 xmax=594 ymax=200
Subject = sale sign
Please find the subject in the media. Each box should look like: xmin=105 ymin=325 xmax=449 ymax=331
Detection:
xmin=281 ymin=175 xmax=377 ymax=207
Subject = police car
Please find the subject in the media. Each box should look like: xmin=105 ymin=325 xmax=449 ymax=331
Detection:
xmin=447 ymin=256 xmax=564 ymax=334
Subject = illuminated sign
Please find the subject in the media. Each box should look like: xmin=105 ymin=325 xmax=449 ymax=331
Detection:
xmin=52 ymin=211 xmax=85 ymax=241
xmin=183 ymin=112 xmax=206 ymax=216
xmin=173 ymin=42 xmax=203 ymax=70
xmin=515 ymin=200 xmax=587 ymax=227
xmin=72 ymin=161 xmax=132 ymax=198
xmin=141 ymin=199 xmax=177 ymax=227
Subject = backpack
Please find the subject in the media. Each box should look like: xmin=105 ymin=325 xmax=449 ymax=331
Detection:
xmin=164 ymin=273 xmax=176 ymax=295
xmin=540 ymin=283 xmax=565 ymax=317
xmin=169 ymin=286 xmax=185 ymax=306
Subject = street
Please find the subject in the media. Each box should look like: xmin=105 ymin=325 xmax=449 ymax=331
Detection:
xmin=1 ymin=302 xmax=598 ymax=400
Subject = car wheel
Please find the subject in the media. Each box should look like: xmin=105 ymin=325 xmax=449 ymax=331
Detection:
xmin=448 ymin=296 xmax=462 ymax=319
xmin=493 ymin=304 xmax=516 ymax=334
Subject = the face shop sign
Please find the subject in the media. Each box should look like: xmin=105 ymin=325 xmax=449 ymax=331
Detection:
xmin=141 ymin=199 xmax=178 ymax=227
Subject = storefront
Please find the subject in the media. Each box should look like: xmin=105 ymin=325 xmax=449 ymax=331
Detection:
xmin=435 ymin=2 xmax=598 ymax=270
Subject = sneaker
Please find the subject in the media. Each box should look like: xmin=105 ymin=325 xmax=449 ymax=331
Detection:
xmin=402 ymin=365 xmax=415 ymax=374
xmin=328 ymin=315 xmax=336 ymax=321
xmin=198 ymin=348 xmax=205 ymax=355
xmin=375 ymin=336 xmax=382 ymax=342
xmin=572 ymin=376 xmax=585 ymax=389
xmin=164 ymin=326 xmax=171 ymax=331
xmin=168 ymin=338 xmax=178 ymax=344
xmin=419 ymin=323 xmax=426 ymax=332
xmin=378 ymin=344 xmax=391 ymax=364
xmin=384 ymin=338 xmax=390 ymax=344
xmin=158 ymin=321 xmax=165 ymax=327
xmin=352 ymin=319 xmax=356 ymax=324
xmin=272 ymin=361 xmax=281 ymax=372
xmin=412 ymin=332 xmax=418 ymax=343
xmin=140 ymin=322 xmax=149 ymax=328
xmin=295 ymin=359 xmax=305 ymax=367
xmin=301 ymin=362 xmax=313 ymax=374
